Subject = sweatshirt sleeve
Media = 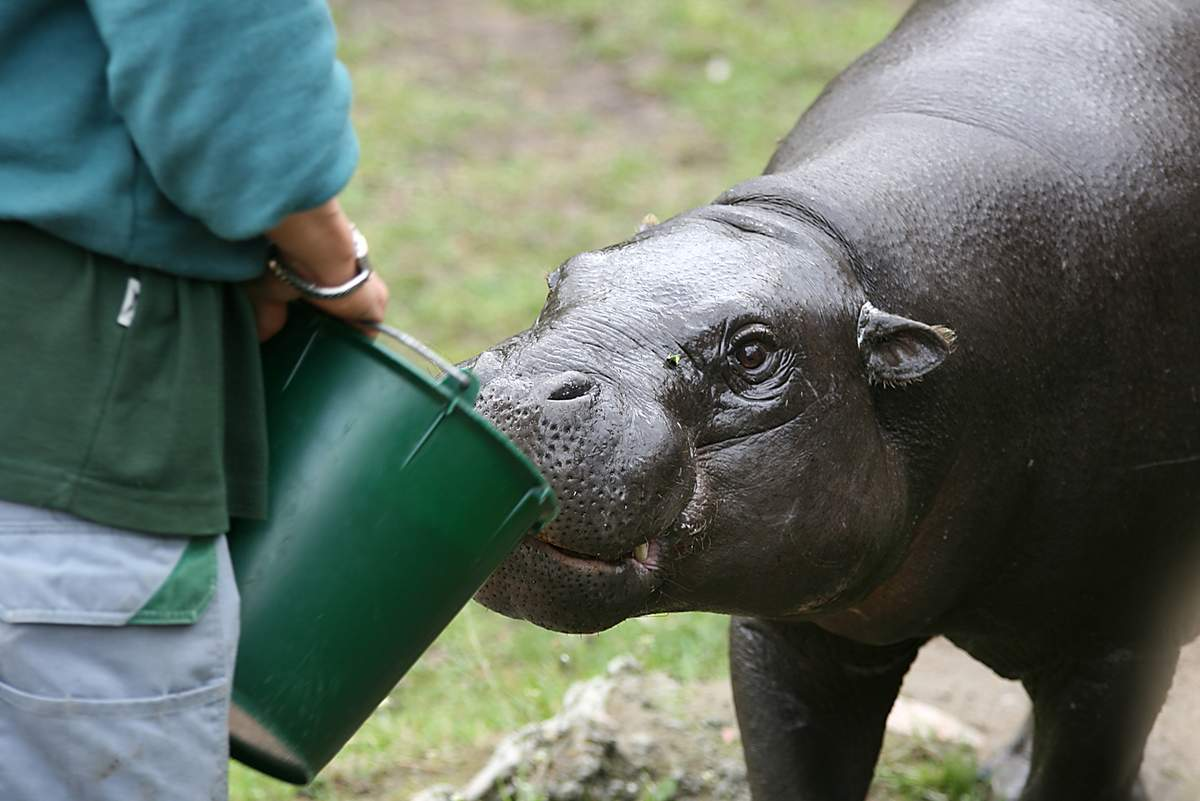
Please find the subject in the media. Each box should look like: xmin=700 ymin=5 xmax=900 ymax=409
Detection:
xmin=85 ymin=0 xmax=358 ymax=241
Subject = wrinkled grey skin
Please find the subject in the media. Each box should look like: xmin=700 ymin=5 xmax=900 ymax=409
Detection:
xmin=470 ymin=1 xmax=1200 ymax=799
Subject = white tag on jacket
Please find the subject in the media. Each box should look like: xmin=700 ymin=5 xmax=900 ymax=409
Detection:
xmin=116 ymin=277 xmax=141 ymax=328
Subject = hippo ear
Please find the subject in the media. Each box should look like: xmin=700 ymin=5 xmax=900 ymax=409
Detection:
xmin=857 ymin=302 xmax=957 ymax=386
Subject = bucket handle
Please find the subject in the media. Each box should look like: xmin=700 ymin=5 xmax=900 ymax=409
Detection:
xmin=369 ymin=323 xmax=473 ymax=393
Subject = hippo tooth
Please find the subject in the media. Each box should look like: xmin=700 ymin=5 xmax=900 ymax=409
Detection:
xmin=633 ymin=542 xmax=650 ymax=561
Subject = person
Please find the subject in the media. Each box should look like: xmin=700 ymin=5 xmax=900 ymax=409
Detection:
xmin=0 ymin=1 xmax=389 ymax=798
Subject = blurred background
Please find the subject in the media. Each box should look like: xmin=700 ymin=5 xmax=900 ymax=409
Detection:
xmin=233 ymin=1 xmax=938 ymax=798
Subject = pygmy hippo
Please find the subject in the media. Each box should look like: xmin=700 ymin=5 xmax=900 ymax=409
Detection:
xmin=470 ymin=1 xmax=1200 ymax=799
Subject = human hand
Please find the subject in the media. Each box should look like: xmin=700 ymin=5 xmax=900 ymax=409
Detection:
xmin=243 ymin=269 xmax=299 ymax=342
xmin=243 ymin=269 xmax=391 ymax=342
xmin=307 ymin=270 xmax=390 ymax=333
xmin=245 ymin=198 xmax=391 ymax=341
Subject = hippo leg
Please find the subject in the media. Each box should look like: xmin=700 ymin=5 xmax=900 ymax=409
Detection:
xmin=987 ymin=713 xmax=1152 ymax=801
xmin=730 ymin=617 xmax=925 ymax=800
xmin=1008 ymin=647 xmax=1180 ymax=801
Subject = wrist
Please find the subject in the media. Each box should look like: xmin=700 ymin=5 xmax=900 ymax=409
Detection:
xmin=278 ymin=252 xmax=357 ymax=286
xmin=266 ymin=198 xmax=358 ymax=283
xmin=266 ymin=225 xmax=373 ymax=300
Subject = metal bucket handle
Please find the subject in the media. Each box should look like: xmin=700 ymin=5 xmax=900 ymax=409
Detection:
xmin=369 ymin=322 xmax=474 ymax=395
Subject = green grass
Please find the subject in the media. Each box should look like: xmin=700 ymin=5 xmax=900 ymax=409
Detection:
xmin=874 ymin=741 xmax=990 ymax=801
xmin=227 ymin=2 xmax=962 ymax=799
xmin=508 ymin=0 xmax=906 ymax=179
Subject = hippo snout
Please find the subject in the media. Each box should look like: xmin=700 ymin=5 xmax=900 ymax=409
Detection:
xmin=475 ymin=366 xmax=689 ymax=558
xmin=471 ymin=355 xmax=695 ymax=632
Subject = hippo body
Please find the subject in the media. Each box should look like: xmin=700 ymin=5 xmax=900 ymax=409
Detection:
xmin=472 ymin=1 xmax=1200 ymax=799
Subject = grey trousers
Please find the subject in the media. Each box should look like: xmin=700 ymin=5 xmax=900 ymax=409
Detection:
xmin=0 ymin=500 xmax=239 ymax=801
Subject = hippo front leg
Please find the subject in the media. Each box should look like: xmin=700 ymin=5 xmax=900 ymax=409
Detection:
xmin=730 ymin=617 xmax=926 ymax=801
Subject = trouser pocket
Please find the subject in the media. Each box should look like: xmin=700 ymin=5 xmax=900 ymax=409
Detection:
xmin=0 ymin=502 xmax=239 ymax=801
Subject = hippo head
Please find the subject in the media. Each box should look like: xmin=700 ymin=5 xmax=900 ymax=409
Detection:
xmin=472 ymin=198 xmax=957 ymax=633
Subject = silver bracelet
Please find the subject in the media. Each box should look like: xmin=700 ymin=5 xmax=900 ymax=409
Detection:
xmin=266 ymin=224 xmax=373 ymax=300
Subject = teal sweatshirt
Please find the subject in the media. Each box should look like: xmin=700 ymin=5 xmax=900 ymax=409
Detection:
xmin=0 ymin=0 xmax=359 ymax=281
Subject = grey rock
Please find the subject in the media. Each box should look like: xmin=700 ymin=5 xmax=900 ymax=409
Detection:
xmin=413 ymin=657 xmax=750 ymax=801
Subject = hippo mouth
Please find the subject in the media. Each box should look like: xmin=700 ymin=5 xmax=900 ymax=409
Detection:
xmin=526 ymin=533 xmax=658 ymax=572
xmin=475 ymin=528 xmax=673 ymax=633
xmin=474 ymin=447 xmax=701 ymax=633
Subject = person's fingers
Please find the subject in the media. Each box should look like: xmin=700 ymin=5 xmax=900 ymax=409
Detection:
xmin=243 ymin=269 xmax=390 ymax=341
xmin=251 ymin=298 xmax=290 ymax=342
xmin=310 ymin=272 xmax=390 ymax=325
xmin=242 ymin=273 xmax=301 ymax=342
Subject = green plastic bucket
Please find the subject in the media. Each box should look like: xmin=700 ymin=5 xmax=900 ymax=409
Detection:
xmin=227 ymin=306 xmax=557 ymax=784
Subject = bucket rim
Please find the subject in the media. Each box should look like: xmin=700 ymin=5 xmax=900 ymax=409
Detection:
xmin=299 ymin=310 xmax=558 ymax=521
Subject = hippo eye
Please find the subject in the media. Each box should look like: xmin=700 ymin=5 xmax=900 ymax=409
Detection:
xmin=735 ymin=341 xmax=769 ymax=372
xmin=727 ymin=324 xmax=781 ymax=384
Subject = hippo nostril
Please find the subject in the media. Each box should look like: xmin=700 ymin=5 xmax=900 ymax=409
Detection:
xmin=544 ymin=371 xmax=596 ymax=402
